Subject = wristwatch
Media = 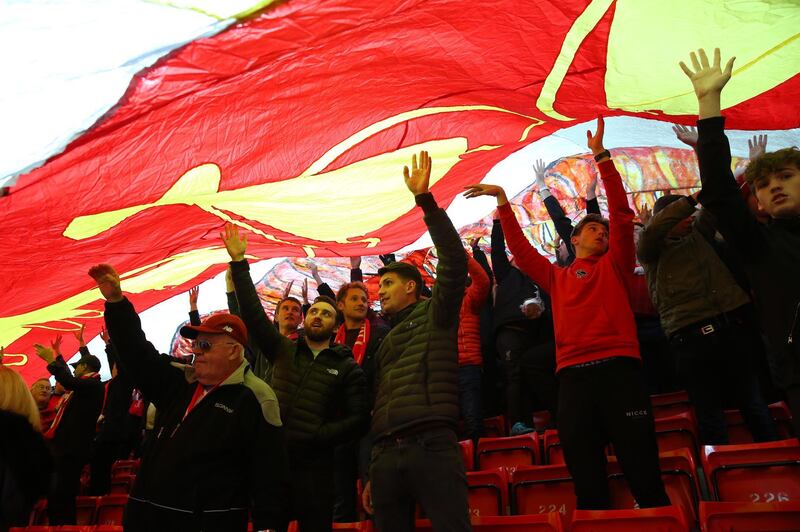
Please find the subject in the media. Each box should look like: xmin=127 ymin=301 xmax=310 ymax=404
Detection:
xmin=593 ymin=149 xmax=611 ymax=162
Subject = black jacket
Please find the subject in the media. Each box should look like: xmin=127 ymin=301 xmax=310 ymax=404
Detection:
xmin=95 ymin=343 xmax=136 ymax=444
xmin=0 ymin=411 xmax=53 ymax=532
xmin=370 ymin=193 xmax=468 ymax=441
xmin=104 ymin=297 xmax=286 ymax=532
xmin=490 ymin=219 xmax=555 ymax=343
xmin=696 ymin=116 xmax=800 ymax=388
xmin=231 ymin=259 xmax=370 ymax=465
xmin=46 ymin=349 xmax=104 ymax=460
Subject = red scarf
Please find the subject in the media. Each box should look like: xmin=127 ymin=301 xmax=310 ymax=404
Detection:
xmin=335 ymin=319 xmax=371 ymax=366
xmin=44 ymin=372 xmax=100 ymax=440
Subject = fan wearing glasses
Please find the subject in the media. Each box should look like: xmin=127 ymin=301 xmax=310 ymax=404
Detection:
xmin=88 ymin=263 xmax=287 ymax=532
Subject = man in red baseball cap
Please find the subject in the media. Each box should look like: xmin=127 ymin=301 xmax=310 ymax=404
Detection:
xmin=89 ymin=263 xmax=287 ymax=532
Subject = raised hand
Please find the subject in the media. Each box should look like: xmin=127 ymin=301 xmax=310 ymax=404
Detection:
xmin=533 ymin=159 xmax=547 ymax=179
xmin=349 ymin=256 xmax=362 ymax=270
xmin=34 ymin=344 xmax=56 ymax=364
xmin=73 ymin=323 xmax=86 ymax=347
xmin=672 ymin=125 xmax=698 ymax=148
xmin=469 ymin=236 xmax=480 ymax=249
xmin=679 ymin=48 xmax=735 ymax=118
xmin=88 ymin=264 xmax=123 ymax=302
xmin=221 ymin=222 xmax=247 ymax=262
xmin=748 ymin=134 xmax=768 ymax=160
xmin=50 ymin=334 xmax=63 ymax=355
xmin=463 ymin=184 xmax=509 ymax=206
xmin=189 ymin=286 xmax=200 ymax=311
xmin=308 ymin=261 xmax=322 ymax=285
xmin=282 ymin=280 xmax=294 ymax=299
xmin=99 ymin=327 xmax=110 ymax=345
xmin=639 ymin=202 xmax=653 ymax=225
xmin=586 ymin=116 xmax=606 ymax=156
xmin=403 ymin=150 xmax=432 ymax=196
xmin=301 ymin=278 xmax=309 ymax=304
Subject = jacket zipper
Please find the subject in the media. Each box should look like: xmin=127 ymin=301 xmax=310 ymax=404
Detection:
xmin=788 ymin=301 xmax=800 ymax=346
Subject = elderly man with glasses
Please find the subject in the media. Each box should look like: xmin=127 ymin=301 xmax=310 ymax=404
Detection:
xmin=89 ymin=263 xmax=287 ymax=532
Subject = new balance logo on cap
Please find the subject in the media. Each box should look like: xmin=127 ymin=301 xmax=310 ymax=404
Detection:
xmin=222 ymin=326 xmax=233 ymax=333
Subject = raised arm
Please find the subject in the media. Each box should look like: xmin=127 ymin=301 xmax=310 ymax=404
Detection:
xmin=470 ymin=238 xmax=493 ymax=285
xmin=187 ymin=286 xmax=201 ymax=326
xmin=587 ymin=117 xmax=635 ymax=274
xmin=88 ymin=264 xmax=184 ymax=408
xmin=350 ymin=256 xmax=364 ymax=282
xmin=679 ymin=47 xmax=766 ymax=258
xmin=224 ymin=267 xmax=242 ymax=317
xmin=463 ymin=184 xmax=554 ymax=292
xmin=404 ymin=151 xmax=468 ymax=327
xmin=221 ymin=223 xmax=291 ymax=364
xmin=34 ymin=340 xmax=100 ymax=391
xmin=490 ymin=218 xmax=512 ymax=282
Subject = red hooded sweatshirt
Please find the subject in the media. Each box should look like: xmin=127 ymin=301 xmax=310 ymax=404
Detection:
xmin=498 ymin=158 xmax=640 ymax=372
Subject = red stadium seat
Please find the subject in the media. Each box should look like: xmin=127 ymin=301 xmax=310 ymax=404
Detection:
xmin=650 ymin=390 xmax=692 ymax=420
xmin=483 ymin=415 xmax=507 ymax=438
xmin=532 ymin=410 xmax=552 ymax=432
xmin=654 ymin=411 xmax=699 ymax=461
xmin=700 ymin=501 xmax=800 ymax=531
xmin=466 ymin=468 xmax=509 ymax=517
xmin=477 ymin=434 xmax=540 ymax=470
xmin=95 ymin=495 xmax=128 ymax=525
xmin=459 ymin=439 xmax=475 ymax=471
xmin=415 ymin=513 xmax=564 ymax=531
xmin=110 ymin=459 xmax=139 ymax=477
xmin=607 ymin=449 xmax=700 ymax=523
xmin=570 ymin=504 xmax=689 ymax=531
xmin=56 ymin=527 xmax=92 ymax=531
xmin=11 ymin=528 xmax=51 ymax=532
xmin=332 ymin=522 xmax=374 ymax=531
xmin=770 ymin=402 xmax=796 ymax=439
xmin=28 ymin=499 xmax=48 ymax=525
xmin=74 ymin=496 xmax=98 ymax=525
xmin=511 ymin=464 xmax=575 ymax=519
xmin=94 ymin=527 xmax=125 ymax=532
xmin=109 ymin=473 xmax=135 ymax=494
xmin=542 ymin=430 xmax=564 ymax=465
xmin=702 ymin=440 xmax=800 ymax=502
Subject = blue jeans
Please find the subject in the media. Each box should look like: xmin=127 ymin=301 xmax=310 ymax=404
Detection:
xmin=458 ymin=364 xmax=483 ymax=442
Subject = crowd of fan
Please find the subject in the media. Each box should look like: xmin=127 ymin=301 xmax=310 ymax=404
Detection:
xmin=1 ymin=48 xmax=798 ymax=532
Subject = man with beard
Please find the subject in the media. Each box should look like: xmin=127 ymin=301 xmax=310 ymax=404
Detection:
xmin=29 ymin=378 xmax=55 ymax=431
xmin=223 ymin=223 xmax=369 ymax=532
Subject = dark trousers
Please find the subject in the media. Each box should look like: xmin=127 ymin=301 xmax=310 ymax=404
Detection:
xmin=496 ymin=327 xmax=534 ymax=425
xmin=333 ymin=442 xmax=358 ymax=522
xmin=557 ymin=358 xmax=670 ymax=510
xmin=670 ymin=319 xmax=779 ymax=445
xmin=636 ymin=316 xmax=679 ymax=394
xmin=48 ymin=454 xmax=86 ymax=525
xmin=458 ymin=364 xmax=483 ymax=442
xmin=283 ymin=463 xmax=334 ymax=532
xmin=370 ymin=427 xmax=469 ymax=532
xmin=520 ymin=341 xmax=559 ymax=425
xmin=785 ymin=384 xmax=800 ymax=438
xmin=89 ymin=440 xmax=131 ymax=495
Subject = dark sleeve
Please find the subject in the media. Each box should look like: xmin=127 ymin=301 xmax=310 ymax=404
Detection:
xmin=471 ymin=245 xmax=493 ymax=284
xmin=416 ymin=192 xmax=468 ymax=327
xmin=316 ymin=363 xmax=369 ymax=447
xmin=226 ymin=291 xmax=241 ymax=317
xmin=636 ymin=197 xmax=696 ymax=264
xmin=103 ymin=297 xmax=185 ymax=409
xmin=543 ymin=194 xmax=576 ymax=262
xmin=350 ymin=268 xmax=364 ymax=282
xmin=188 ymin=310 xmax=201 ymax=326
xmin=490 ymin=219 xmax=512 ymax=282
xmin=229 ymin=259 xmax=291 ymax=364
xmin=249 ymin=418 xmax=289 ymax=530
xmin=47 ymin=356 xmax=101 ymax=391
xmin=586 ymin=196 xmax=601 ymax=215
xmin=695 ymin=116 xmax=767 ymax=258
xmin=317 ymin=283 xmax=336 ymax=300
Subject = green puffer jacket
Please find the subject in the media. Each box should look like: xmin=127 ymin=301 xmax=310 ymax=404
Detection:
xmin=371 ymin=192 xmax=468 ymax=441
xmin=230 ymin=259 xmax=369 ymax=464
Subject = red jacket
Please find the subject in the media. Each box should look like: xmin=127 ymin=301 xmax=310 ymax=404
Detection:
xmin=498 ymin=158 xmax=640 ymax=372
xmin=458 ymin=254 xmax=491 ymax=367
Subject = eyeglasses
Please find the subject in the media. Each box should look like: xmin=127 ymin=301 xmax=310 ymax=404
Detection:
xmin=190 ymin=339 xmax=239 ymax=352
